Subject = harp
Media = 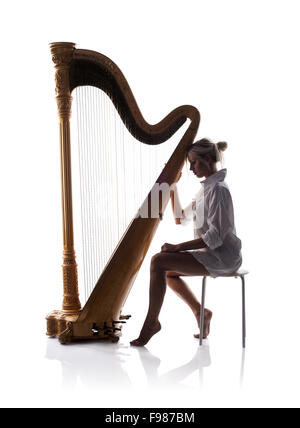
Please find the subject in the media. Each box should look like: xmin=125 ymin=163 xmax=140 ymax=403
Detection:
xmin=46 ymin=42 xmax=200 ymax=344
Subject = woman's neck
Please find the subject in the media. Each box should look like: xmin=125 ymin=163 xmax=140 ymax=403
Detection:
xmin=204 ymin=164 xmax=218 ymax=178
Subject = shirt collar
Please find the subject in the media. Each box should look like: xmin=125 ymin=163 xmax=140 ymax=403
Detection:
xmin=201 ymin=168 xmax=227 ymax=188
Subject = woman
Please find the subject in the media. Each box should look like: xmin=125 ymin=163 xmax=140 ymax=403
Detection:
xmin=130 ymin=138 xmax=242 ymax=346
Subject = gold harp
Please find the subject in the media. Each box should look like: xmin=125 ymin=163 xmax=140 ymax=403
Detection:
xmin=46 ymin=42 xmax=200 ymax=344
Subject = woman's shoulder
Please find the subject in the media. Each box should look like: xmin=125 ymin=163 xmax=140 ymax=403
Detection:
xmin=207 ymin=181 xmax=232 ymax=203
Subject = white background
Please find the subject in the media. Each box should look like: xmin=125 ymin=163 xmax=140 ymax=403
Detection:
xmin=1 ymin=0 xmax=300 ymax=408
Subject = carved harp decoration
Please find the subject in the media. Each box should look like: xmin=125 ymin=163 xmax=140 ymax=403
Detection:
xmin=46 ymin=42 xmax=200 ymax=344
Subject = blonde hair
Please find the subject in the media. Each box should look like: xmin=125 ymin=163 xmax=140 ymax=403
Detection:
xmin=187 ymin=138 xmax=228 ymax=165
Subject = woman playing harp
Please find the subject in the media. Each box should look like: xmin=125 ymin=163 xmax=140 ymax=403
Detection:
xmin=130 ymin=139 xmax=242 ymax=346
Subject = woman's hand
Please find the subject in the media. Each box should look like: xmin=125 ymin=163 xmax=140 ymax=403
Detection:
xmin=161 ymin=243 xmax=179 ymax=252
xmin=176 ymin=170 xmax=182 ymax=182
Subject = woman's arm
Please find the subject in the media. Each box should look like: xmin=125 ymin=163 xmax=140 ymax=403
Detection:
xmin=170 ymin=187 xmax=184 ymax=225
xmin=161 ymin=238 xmax=207 ymax=252
xmin=201 ymin=185 xmax=233 ymax=250
xmin=170 ymin=184 xmax=193 ymax=225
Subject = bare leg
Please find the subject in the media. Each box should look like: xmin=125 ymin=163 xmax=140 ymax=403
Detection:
xmin=130 ymin=252 xmax=212 ymax=346
xmin=166 ymin=272 xmax=212 ymax=338
xmin=130 ymin=259 xmax=165 ymax=346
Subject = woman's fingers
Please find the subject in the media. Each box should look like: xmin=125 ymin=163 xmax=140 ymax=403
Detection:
xmin=161 ymin=243 xmax=170 ymax=252
xmin=176 ymin=170 xmax=182 ymax=182
xmin=161 ymin=243 xmax=178 ymax=252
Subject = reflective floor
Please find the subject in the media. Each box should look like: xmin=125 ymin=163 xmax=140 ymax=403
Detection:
xmin=43 ymin=331 xmax=246 ymax=407
xmin=45 ymin=337 xmax=215 ymax=391
xmin=1 ymin=265 xmax=300 ymax=408
xmin=1 ymin=315 xmax=299 ymax=408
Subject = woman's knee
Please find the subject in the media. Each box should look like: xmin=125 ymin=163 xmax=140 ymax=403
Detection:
xmin=150 ymin=252 xmax=166 ymax=272
xmin=166 ymin=271 xmax=180 ymax=279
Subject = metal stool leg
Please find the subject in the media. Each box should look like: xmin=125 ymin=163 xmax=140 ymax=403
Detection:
xmin=241 ymin=275 xmax=246 ymax=348
xmin=199 ymin=276 xmax=207 ymax=346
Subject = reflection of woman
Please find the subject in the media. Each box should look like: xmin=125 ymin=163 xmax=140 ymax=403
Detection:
xmin=130 ymin=139 xmax=242 ymax=347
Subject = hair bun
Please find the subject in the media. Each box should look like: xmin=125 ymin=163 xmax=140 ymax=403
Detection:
xmin=216 ymin=141 xmax=228 ymax=152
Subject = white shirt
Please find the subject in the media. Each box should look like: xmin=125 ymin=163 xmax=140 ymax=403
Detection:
xmin=181 ymin=169 xmax=242 ymax=277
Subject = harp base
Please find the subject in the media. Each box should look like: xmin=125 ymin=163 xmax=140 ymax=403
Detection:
xmin=46 ymin=310 xmax=122 ymax=344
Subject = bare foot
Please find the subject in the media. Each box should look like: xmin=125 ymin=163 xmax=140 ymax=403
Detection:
xmin=130 ymin=321 xmax=161 ymax=347
xmin=193 ymin=309 xmax=213 ymax=339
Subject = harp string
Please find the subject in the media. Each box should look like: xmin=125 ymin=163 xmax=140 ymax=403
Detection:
xmin=76 ymin=87 xmax=87 ymax=301
xmin=72 ymin=86 xmax=188 ymax=304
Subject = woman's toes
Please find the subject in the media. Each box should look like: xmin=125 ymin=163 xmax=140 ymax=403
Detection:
xmin=194 ymin=310 xmax=212 ymax=339
xmin=130 ymin=339 xmax=144 ymax=347
xmin=130 ymin=321 xmax=161 ymax=347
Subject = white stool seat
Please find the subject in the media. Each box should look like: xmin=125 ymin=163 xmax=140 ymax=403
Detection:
xmin=207 ymin=268 xmax=249 ymax=278
xmin=199 ymin=268 xmax=248 ymax=348
xmin=233 ymin=268 xmax=249 ymax=277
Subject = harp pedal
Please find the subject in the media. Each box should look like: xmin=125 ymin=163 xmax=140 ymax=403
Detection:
xmin=119 ymin=315 xmax=132 ymax=320
xmin=92 ymin=323 xmax=99 ymax=336
xmin=103 ymin=322 xmax=113 ymax=335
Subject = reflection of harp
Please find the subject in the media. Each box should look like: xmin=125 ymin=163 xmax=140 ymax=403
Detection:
xmin=46 ymin=42 xmax=200 ymax=344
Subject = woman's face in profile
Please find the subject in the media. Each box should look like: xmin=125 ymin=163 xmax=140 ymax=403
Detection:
xmin=188 ymin=152 xmax=209 ymax=178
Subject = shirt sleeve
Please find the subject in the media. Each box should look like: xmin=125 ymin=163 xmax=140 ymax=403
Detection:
xmin=202 ymin=185 xmax=234 ymax=250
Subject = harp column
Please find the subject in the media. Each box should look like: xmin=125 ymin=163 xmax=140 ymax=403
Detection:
xmin=50 ymin=42 xmax=81 ymax=315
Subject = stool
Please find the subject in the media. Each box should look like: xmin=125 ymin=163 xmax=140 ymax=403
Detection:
xmin=199 ymin=268 xmax=249 ymax=348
